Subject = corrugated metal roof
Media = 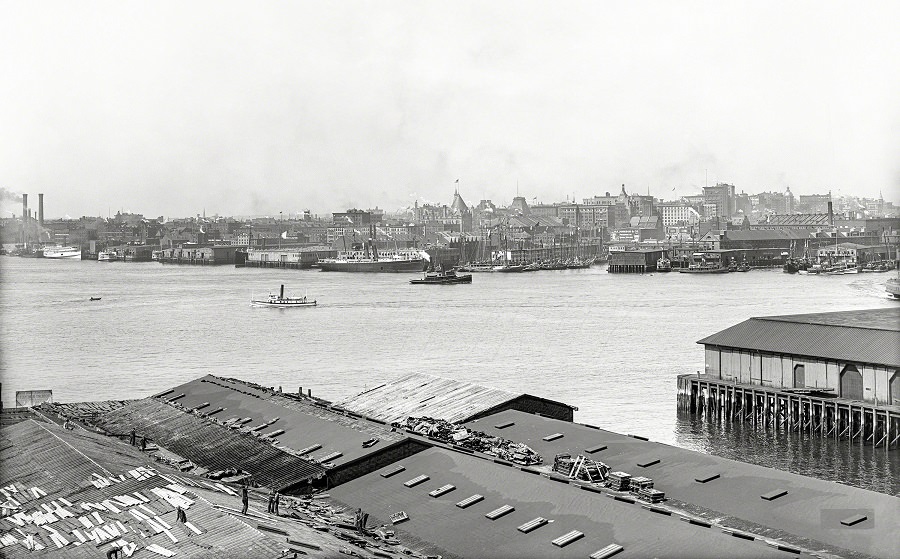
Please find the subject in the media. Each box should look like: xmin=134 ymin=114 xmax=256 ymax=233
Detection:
xmin=153 ymin=375 xmax=406 ymax=469
xmin=94 ymin=398 xmax=326 ymax=490
xmin=328 ymin=447 xmax=789 ymax=559
xmin=460 ymin=409 xmax=899 ymax=559
xmin=0 ymin=420 xmax=285 ymax=559
xmin=697 ymin=308 xmax=900 ymax=366
xmin=334 ymin=373 xmax=527 ymax=424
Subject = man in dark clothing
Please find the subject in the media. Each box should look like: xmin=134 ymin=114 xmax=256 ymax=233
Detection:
xmin=272 ymin=491 xmax=280 ymax=516
xmin=106 ymin=544 xmax=122 ymax=559
xmin=176 ymin=506 xmax=187 ymax=524
xmin=266 ymin=489 xmax=274 ymax=513
xmin=129 ymin=428 xmax=136 ymax=446
xmin=140 ymin=436 xmax=147 ymax=451
xmin=240 ymin=486 xmax=249 ymax=515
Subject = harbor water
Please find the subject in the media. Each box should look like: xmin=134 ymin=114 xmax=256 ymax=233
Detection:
xmin=1 ymin=258 xmax=897 ymax=494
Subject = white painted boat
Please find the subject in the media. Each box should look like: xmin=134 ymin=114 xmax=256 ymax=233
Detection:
xmin=251 ymin=285 xmax=316 ymax=308
xmin=97 ymin=250 xmax=118 ymax=262
xmin=42 ymin=246 xmax=82 ymax=260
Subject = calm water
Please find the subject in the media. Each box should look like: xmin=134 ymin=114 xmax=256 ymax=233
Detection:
xmin=1 ymin=257 xmax=897 ymax=493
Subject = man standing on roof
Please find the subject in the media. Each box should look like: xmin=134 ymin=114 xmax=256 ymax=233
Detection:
xmin=129 ymin=428 xmax=136 ymax=446
xmin=141 ymin=435 xmax=147 ymax=451
xmin=266 ymin=489 xmax=275 ymax=513
xmin=240 ymin=485 xmax=249 ymax=515
xmin=273 ymin=491 xmax=280 ymax=516
xmin=176 ymin=506 xmax=187 ymax=524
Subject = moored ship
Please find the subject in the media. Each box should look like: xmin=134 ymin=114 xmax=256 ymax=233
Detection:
xmin=97 ymin=250 xmax=118 ymax=262
xmin=410 ymin=267 xmax=472 ymax=285
xmin=318 ymin=249 xmax=428 ymax=272
xmin=42 ymin=246 xmax=82 ymax=260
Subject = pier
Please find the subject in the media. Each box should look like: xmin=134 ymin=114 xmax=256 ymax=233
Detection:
xmin=678 ymin=373 xmax=900 ymax=448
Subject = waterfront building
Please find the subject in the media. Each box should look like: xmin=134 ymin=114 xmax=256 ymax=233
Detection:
xmin=656 ymin=202 xmax=701 ymax=228
xmin=697 ymin=308 xmax=899 ymax=404
xmin=751 ymin=213 xmax=832 ymax=230
xmin=680 ymin=308 xmax=900 ymax=453
xmin=702 ymin=183 xmax=736 ymax=219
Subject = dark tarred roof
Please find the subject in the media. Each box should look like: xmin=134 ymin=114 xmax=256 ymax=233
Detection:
xmin=95 ymin=398 xmax=326 ymax=490
xmin=697 ymin=308 xmax=900 ymax=367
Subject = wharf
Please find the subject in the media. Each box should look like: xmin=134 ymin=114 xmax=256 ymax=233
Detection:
xmin=677 ymin=373 xmax=900 ymax=448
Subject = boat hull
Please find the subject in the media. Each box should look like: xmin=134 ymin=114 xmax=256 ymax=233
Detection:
xmin=678 ymin=267 xmax=730 ymax=274
xmin=318 ymin=260 xmax=426 ymax=272
xmin=251 ymin=300 xmax=317 ymax=308
xmin=43 ymin=247 xmax=82 ymax=260
xmin=410 ymin=274 xmax=472 ymax=285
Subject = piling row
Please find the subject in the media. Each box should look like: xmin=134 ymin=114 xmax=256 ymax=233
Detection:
xmin=677 ymin=374 xmax=900 ymax=448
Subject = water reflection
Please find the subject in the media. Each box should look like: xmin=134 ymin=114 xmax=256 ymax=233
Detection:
xmin=675 ymin=411 xmax=899 ymax=495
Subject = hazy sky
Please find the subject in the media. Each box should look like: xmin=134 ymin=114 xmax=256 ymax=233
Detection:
xmin=2 ymin=0 xmax=898 ymax=219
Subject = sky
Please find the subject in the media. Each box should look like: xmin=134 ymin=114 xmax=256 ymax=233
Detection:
xmin=1 ymin=0 xmax=898 ymax=219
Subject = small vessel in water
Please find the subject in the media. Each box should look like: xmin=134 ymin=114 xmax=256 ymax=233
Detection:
xmin=251 ymin=285 xmax=316 ymax=307
xmin=679 ymin=263 xmax=730 ymax=274
xmin=410 ymin=266 xmax=472 ymax=285
xmin=886 ymin=275 xmax=900 ymax=299
xmin=656 ymin=257 xmax=672 ymax=272
xmin=97 ymin=250 xmax=118 ymax=262
xmin=43 ymin=246 xmax=82 ymax=260
xmin=456 ymin=262 xmax=495 ymax=272
xmin=89 ymin=297 xmax=102 ymax=301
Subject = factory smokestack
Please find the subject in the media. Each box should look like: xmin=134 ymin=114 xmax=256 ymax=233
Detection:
xmin=38 ymin=193 xmax=44 ymax=226
xmin=827 ymin=201 xmax=834 ymax=227
xmin=22 ymin=193 xmax=28 ymax=222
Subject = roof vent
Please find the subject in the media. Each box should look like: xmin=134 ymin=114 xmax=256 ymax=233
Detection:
xmin=455 ymin=494 xmax=484 ymax=508
xmin=695 ymin=473 xmax=720 ymax=483
xmin=317 ymin=451 xmax=343 ymax=463
xmin=517 ymin=517 xmax=548 ymax=533
xmin=585 ymin=444 xmax=607 ymax=454
xmin=381 ymin=465 xmax=405 ymax=478
xmin=404 ymin=475 xmax=430 ymax=488
xmin=428 ymin=485 xmax=456 ymax=498
xmin=760 ymin=489 xmax=787 ymax=501
xmin=543 ymin=433 xmax=564 ymax=441
xmin=590 ymin=544 xmax=624 ymax=559
xmin=551 ymin=530 xmax=584 ymax=547
xmin=495 ymin=421 xmax=515 ymax=429
xmin=485 ymin=505 xmax=515 ymax=520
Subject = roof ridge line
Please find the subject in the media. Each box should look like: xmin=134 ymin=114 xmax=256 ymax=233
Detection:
xmin=30 ymin=419 xmax=115 ymax=477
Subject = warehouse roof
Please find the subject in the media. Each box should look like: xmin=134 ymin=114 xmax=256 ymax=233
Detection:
xmin=462 ymin=409 xmax=899 ymax=559
xmin=0 ymin=420 xmax=284 ymax=558
xmin=145 ymin=375 xmax=407 ymax=470
xmin=328 ymin=447 xmax=790 ymax=559
xmin=94 ymin=397 xmax=326 ymax=491
xmin=334 ymin=372 xmax=576 ymax=424
xmin=697 ymin=308 xmax=900 ymax=367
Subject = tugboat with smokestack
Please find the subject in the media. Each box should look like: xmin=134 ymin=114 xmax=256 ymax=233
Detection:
xmin=251 ymin=285 xmax=316 ymax=308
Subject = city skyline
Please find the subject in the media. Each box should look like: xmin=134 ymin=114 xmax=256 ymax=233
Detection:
xmin=2 ymin=1 xmax=898 ymax=219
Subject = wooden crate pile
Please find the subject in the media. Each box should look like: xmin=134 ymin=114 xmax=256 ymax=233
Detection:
xmin=606 ymin=471 xmax=631 ymax=491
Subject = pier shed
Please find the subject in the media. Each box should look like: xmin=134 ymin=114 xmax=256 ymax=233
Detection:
xmin=697 ymin=308 xmax=900 ymax=404
xmin=607 ymin=249 xmax=663 ymax=273
xmin=334 ymin=372 xmax=577 ymax=424
xmin=328 ymin=446 xmax=793 ymax=559
xmin=461 ymin=409 xmax=899 ymax=559
xmin=140 ymin=375 xmax=430 ymax=488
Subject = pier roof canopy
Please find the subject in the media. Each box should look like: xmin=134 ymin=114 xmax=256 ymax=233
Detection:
xmin=697 ymin=308 xmax=900 ymax=367
xmin=335 ymin=372 xmax=577 ymax=424
xmin=329 ymin=446 xmax=792 ymax=559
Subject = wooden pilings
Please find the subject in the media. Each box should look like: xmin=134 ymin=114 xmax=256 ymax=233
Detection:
xmin=677 ymin=374 xmax=899 ymax=448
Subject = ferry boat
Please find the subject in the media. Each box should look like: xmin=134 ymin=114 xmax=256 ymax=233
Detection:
xmin=456 ymin=262 xmax=496 ymax=272
xmin=251 ymin=285 xmax=316 ymax=308
xmin=656 ymin=257 xmax=672 ymax=272
xmin=42 ymin=246 xmax=82 ymax=260
xmin=318 ymin=249 xmax=428 ymax=272
xmin=678 ymin=262 xmax=730 ymax=274
xmin=410 ymin=267 xmax=472 ymax=285
xmin=886 ymin=275 xmax=900 ymax=298
xmin=97 ymin=250 xmax=118 ymax=262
